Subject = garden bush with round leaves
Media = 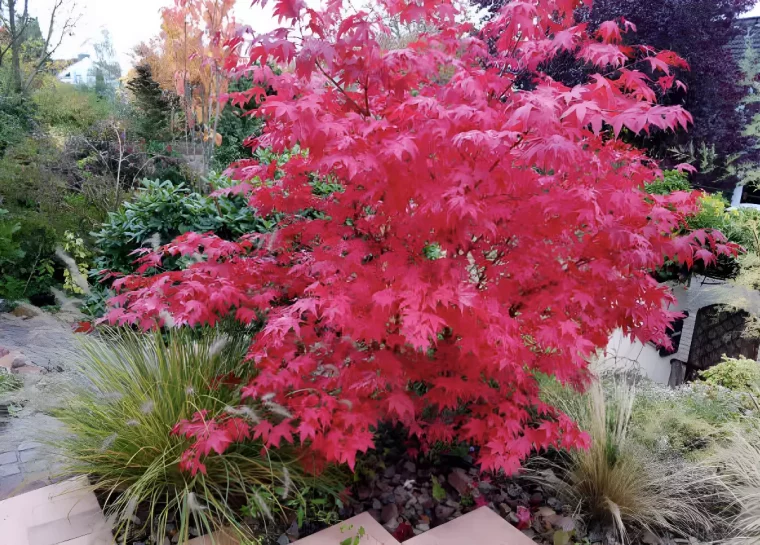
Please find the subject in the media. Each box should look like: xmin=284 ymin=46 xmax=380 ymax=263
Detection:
xmin=93 ymin=178 xmax=273 ymax=275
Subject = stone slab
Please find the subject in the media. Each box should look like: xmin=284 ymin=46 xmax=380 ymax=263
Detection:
xmin=293 ymin=512 xmax=400 ymax=545
xmin=0 ymin=476 xmax=109 ymax=545
xmin=0 ymin=450 xmax=17 ymax=465
xmin=404 ymin=507 xmax=536 ymax=545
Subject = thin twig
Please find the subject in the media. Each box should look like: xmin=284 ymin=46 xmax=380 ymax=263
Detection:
xmin=315 ymin=61 xmax=369 ymax=116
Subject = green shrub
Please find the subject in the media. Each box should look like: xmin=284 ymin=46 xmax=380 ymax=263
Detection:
xmin=631 ymin=380 xmax=746 ymax=459
xmin=0 ymin=372 xmax=23 ymax=394
xmin=93 ymin=178 xmax=273 ymax=274
xmin=644 ymin=170 xmax=691 ymax=195
xmin=33 ymin=80 xmax=113 ymax=132
xmin=55 ymin=329 xmax=344 ymax=544
xmin=0 ymin=208 xmax=23 ymax=266
xmin=211 ymin=77 xmax=265 ymax=171
xmin=0 ymin=95 xmax=33 ymax=154
xmin=701 ymin=355 xmax=760 ymax=393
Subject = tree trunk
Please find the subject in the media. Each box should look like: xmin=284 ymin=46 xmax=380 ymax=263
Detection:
xmin=8 ymin=0 xmax=21 ymax=93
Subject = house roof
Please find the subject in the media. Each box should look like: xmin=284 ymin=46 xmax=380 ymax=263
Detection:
xmin=729 ymin=16 xmax=760 ymax=60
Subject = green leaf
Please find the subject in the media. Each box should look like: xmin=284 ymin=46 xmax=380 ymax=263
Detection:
xmin=432 ymin=476 xmax=446 ymax=501
xmin=553 ymin=530 xmax=574 ymax=545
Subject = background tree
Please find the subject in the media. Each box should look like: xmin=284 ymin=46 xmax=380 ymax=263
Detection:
xmin=476 ymin=0 xmax=754 ymax=165
xmin=91 ymin=29 xmax=121 ymax=99
xmin=137 ymin=0 xmax=240 ymax=170
xmin=0 ymin=0 xmax=79 ymax=93
xmin=126 ymin=63 xmax=177 ymax=142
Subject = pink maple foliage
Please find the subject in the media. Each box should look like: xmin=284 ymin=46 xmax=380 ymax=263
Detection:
xmin=106 ymin=0 xmax=737 ymax=475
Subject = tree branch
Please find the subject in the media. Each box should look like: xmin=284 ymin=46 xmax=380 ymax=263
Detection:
xmin=23 ymin=0 xmax=80 ymax=91
xmin=315 ymin=61 xmax=369 ymax=116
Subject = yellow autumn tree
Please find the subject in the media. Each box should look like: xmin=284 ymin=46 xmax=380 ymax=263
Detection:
xmin=137 ymin=0 xmax=240 ymax=169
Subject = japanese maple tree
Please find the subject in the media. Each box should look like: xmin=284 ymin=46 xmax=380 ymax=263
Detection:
xmin=106 ymin=0 xmax=736 ymax=475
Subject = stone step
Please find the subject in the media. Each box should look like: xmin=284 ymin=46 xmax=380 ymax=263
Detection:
xmin=294 ymin=512 xmax=399 ymax=545
xmin=404 ymin=507 xmax=536 ymax=545
xmin=292 ymin=507 xmax=537 ymax=545
xmin=0 ymin=476 xmax=108 ymax=545
xmin=0 ymin=480 xmax=537 ymax=545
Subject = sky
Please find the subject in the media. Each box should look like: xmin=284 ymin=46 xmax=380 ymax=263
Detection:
xmin=33 ymin=0 xmax=278 ymax=74
xmin=27 ymin=0 xmax=760 ymax=75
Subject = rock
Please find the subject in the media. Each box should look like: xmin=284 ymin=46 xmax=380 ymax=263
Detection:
xmin=587 ymin=524 xmax=604 ymax=542
xmin=10 ymin=354 xmax=30 ymax=369
xmin=536 ymin=506 xmax=556 ymax=518
xmin=13 ymin=364 xmax=44 ymax=375
xmin=0 ymin=300 xmax=9 ymax=313
xmin=477 ymin=480 xmax=494 ymax=493
xmin=435 ymin=504 xmax=456 ymax=520
xmin=394 ymin=485 xmax=411 ymax=504
xmin=419 ymin=493 xmax=434 ymax=509
xmin=546 ymin=496 xmax=563 ymax=510
xmin=416 ymin=523 xmax=430 ymax=532
xmin=498 ymin=503 xmax=511 ymax=516
xmin=506 ymin=483 xmax=522 ymax=498
xmin=529 ymin=492 xmax=543 ymax=506
xmin=521 ymin=529 xmax=536 ymax=539
xmin=276 ymin=534 xmax=290 ymax=545
xmin=380 ymin=492 xmax=395 ymax=504
xmin=286 ymin=520 xmax=299 ymax=540
xmin=403 ymin=461 xmax=416 ymax=473
xmin=368 ymin=509 xmax=381 ymax=522
xmin=381 ymin=503 xmax=399 ymax=525
xmin=447 ymin=468 xmax=472 ymax=496
xmin=357 ymin=485 xmax=372 ymax=500
xmin=549 ymin=516 xmax=576 ymax=532
xmin=162 ymin=538 xmax=171 ymax=545
xmin=0 ymin=351 xmax=23 ymax=372
xmin=0 ymin=346 xmax=8 ymax=358
xmin=383 ymin=466 xmax=397 ymax=479
xmin=384 ymin=517 xmax=400 ymax=532
xmin=445 ymin=498 xmax=459 ymax=508
xmin=419 ymin=514 xmax=430 ymax=525
xmin=376 ymin=480 xmax=392 ymax=492
xmin=11 ymin=303 xmax=42 ymax=319
xmin=372 ymin=498 xmax=383 ymax=511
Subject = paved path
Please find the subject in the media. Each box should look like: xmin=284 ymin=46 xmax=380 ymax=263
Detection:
xmin=0 ymin=310 xmax=85 ymax=500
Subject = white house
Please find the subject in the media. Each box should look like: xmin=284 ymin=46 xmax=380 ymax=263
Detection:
xmin=57 ymin=55 xmax=97 ymax=86
xmin=603 ymin=275 xmax=760 ymax=386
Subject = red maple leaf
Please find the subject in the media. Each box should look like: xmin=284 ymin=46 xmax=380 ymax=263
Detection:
xmin=107 ymin=0 xmax=727 ymax=478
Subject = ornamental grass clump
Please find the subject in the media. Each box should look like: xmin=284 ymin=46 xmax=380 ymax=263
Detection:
xmin=55 ymin=329 xmax=343 ymax=544
xmin=538 ymin=374 xmax=725 ymax=541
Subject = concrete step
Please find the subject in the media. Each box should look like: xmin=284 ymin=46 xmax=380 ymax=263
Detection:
xmin=404 ymin=507 xmax=536 ymax=545
xmin=294 ymin=512 xmax=399 ymax=545
xmin=292 ymin=507 xmax=537 ymax=545
xmin=0 ymin=476 xmax=108 ymax=545
xmin=0 ymin=479 xmax=537 ymax=545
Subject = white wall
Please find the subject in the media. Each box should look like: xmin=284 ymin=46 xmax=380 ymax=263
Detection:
xmin=57 ymin=57 xmax=96 ymax=87
xmin=603 ymin=329 xmax=675 ymax=385
xmin=603 ymin=277 xmax=760 ymax=385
